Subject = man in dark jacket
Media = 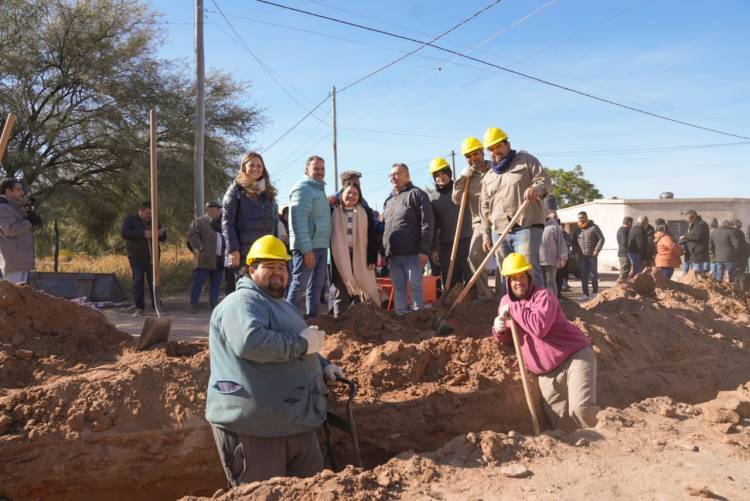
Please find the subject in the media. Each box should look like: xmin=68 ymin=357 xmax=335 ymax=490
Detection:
xmin=627 ymin=215 xmax=649 ymax=276
xmin=732 ymin=219 xmax=749 ymax=274
xmin=428 ymin=157 xmax=472 ymax=291
xmin=0 ymin=178 xmax=39 ymax=284
xmin=187 ymin=202 xmax=224 ymax=313
xmin=616 ymin=217 xmax=633 ymax=281
xmin=710 ymin=220 xmax=740 ymax=282
xmin=571 ymin=211 xmax=604 ymax=299
xmin=681 ymin=209 xmax=710 ymax=273
xmin=120 ymin=201 xmax=167 ymax=315
xmin=383 ymin=163 xmax=435 ymax=315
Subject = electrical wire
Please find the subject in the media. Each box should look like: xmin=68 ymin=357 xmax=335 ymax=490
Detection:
xmin=256 ymin=0 xmax=750 ymax=141
xmin=337 ymin=0 xmax=504 ymax=94
xmin=260 ymin=95 xmax=331 ymax=154
xmin=209 ymin=0 xmax=330 ymax=125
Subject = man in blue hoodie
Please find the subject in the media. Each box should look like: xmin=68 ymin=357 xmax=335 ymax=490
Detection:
xmin=206 ymin=235 xmax=345 ymax=485
xmin=287 ymin=156 xmax=332 ymax=319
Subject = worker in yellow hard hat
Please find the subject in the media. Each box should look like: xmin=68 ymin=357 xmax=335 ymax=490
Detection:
xmin=480 ymin=127 xmax=551 ymax=292
xmin=427 ymin=157 xmax=472 ymax=290
xmin=453 ymin=136 xmax=493 ymax=302
xmin=206 ymin=234 xmax=346 ymax=484
xmin=492 ymin=253 xmax=599 ymax=430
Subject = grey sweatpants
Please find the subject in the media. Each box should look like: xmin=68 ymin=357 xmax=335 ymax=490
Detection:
xmin=537 ymin=346 xmax=600 ymax=430
xmin=468 ymin=222 xmax=493 ymax=300
xmin=541 ymin=265 xmax=558 ymax=296
xmin=211 ymin=426 xmax=324 ymax=486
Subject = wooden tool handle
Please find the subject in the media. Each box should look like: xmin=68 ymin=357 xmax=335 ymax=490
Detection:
xmin=444 ymin=181 xmax=471 ymax=291
xmin=510 ymin=318 xmax=542 ymax=435
xmin=0 ymin=113 xmax=17 ymax=163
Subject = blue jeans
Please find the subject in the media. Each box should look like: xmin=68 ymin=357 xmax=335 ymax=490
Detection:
xmin=658 ymin=267 xmax=674 ymax=279
xmin=287 ymin=249 xmax=328 ymax=318
xmin=494 ymin=226 xmax=543 ymax=295
xmin=691 ymin=262 xmax=710 ymax=273
xmin=628 ymin=253 xmax=643 ymax=276
xmin=713 ymin=262 xmax=736 ymax=282
xmin=190 ymin=257 xmax=224 ymax=307
xmin=128 ymin=257 xmax=154 ymax=310
xmin=579 ymin=255 xmax=598 ymax=296
xmin=389 ymin=254 xmax=424 ymax=314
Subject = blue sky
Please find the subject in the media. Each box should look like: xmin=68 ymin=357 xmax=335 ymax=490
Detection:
xmin=154 ymin=0 xmax=750 ymax=210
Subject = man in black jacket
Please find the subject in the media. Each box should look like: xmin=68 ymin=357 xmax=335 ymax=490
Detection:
xmin=627 ymin=216 xmax=649 ymax=276
xmin=681 ymin=209 xmax=710 ymax=274
xmin=616 ymin=217 xmax=633 ymax=281
xmin=121 ymin=201 xmax=167 ymax=315
xmin=710 ymin=220 xmax=740 ymax=282
xmin=383 ymin=163 xmax=434 ymax=315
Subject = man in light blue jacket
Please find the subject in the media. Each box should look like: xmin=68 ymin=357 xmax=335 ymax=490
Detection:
xmin=287 ymin=156 xmax=332 ymax=319
xmin=206 ymin=235 xmax=345 ymax=485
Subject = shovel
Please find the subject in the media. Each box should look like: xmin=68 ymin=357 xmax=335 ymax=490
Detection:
xmin=432 ymin=199 xmax=530 ymax=335
xmin=137 ymin=109 xmax=172 ymax=351
xmin=509 ymin=318 xmax=542 ymax=435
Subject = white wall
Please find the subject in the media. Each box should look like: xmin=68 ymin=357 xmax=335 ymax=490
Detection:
xmin=557 ymin=198 xmax=750 ymax=273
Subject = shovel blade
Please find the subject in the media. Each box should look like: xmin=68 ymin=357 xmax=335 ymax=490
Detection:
xmin=137 ymin=316 xmax=173 ymax=351
xmin=431 ymin=314 xmax=455 ymax=336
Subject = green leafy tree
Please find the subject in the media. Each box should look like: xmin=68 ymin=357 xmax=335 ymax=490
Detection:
xmin=545 ymin=165 xmax=602 ymax=208
xmin=0 ymin=0 xmax=265 ymax=254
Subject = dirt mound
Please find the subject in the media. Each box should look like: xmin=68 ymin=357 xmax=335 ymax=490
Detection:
xmin=185 ymin=382 xmax=750 ymax=500
xmin=3 ymin=271 xmax=750 ymax=500
xmin=0 ymin=281 xmax=131 ymax=390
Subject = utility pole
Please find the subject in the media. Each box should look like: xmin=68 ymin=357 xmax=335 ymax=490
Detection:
xmin=451 ymin=150 xmax=456 ymax=172
xmin=332 ymin=86 xmax=339 ymax=193
xmin=194 ymin=0 xmax=205 ymax=217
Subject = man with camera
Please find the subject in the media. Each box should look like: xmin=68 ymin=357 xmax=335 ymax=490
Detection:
xmin=0 ymin=178 xmax=40 ymax=284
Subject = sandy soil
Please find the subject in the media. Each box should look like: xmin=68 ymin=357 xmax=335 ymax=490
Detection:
xmin=1 ymin=269 xmax=749 ymax=500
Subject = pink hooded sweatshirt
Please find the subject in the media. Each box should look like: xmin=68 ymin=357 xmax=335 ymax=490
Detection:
xmin=491 ymin=281 xmax=591 ymax=375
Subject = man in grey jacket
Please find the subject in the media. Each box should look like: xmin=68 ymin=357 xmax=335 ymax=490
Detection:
xmin=206 ymin=235 xmax=345 ymax=485
xmin=187 ymin=202 xmax=224 ymax=312
xmin=0 ymin=178 xmax=38 ymax=283
xmin=453 ymin=136 xmax=493 ymax=302
xmin=383 ymin=163 xmax=435 ymax=315
xmin=539 ymin=211 xmax=568 ymax=296
xmin=571 ymin=211 xmax=605 ymax=300
xmin=480 ymin=127 xmax=551 ymax=291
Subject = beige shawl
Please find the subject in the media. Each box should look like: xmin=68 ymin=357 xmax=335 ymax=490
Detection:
xmin=331 ymin=205 xmax=380 ymax=303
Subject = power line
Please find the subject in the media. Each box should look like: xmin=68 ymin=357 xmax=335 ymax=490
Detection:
xmin=260 ymin=95 xmax=330 ymax=154
xmin=256 ymin=0 xmax=750 ymax=141
xmin=536 ymin=140 xmax=750 ymax=157
xmin=338 ymin=0 xmax=504 ymax=94
xmin=209 ymin=0 xmax=330 ymax=125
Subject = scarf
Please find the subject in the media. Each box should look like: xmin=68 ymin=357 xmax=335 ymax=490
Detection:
xmin=235 ymin=172 xmax=267 ymax=198
xmin=435 ymin=180 xmax=453 ymax=194
xmin=490 ymin=149 xmax=517 ymax=174
xmin=331 ymin=205 xmax=380 ymax=303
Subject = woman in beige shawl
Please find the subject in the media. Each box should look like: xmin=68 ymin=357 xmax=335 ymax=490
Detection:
xmin=330 ymin=184 xmax=381 ymax=318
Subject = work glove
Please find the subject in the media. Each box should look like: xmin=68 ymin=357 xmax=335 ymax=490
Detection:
xmin=493 ymin=315 xmax=505 ymax=333
xmin=300 ymin=326 xmax=325 ymax=354
xmin=498 ymin=303 xmax=511 ymax=319
xmin=460 ymin=166 xmax=474 ymax=179
xmin=323 ymin=364 xmax=345 ymax=383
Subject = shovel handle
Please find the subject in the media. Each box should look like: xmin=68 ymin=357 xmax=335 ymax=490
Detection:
xmin=0 ymin=113 xmax=16 ymax=164
xmin=449 ymin=199 xmax=531 ymax=307
xmin=444 ymin=182 xmax=470 ymax=291
xmin=509 ymin=319 xmax=542 ymax=435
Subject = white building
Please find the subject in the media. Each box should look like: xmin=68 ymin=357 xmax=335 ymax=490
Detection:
xmin=557 ymin=197 xmax=750 ymax=272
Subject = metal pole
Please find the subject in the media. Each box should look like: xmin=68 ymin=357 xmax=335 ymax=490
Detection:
xmin=451 ymin=149 xmax=455 ymax=172
xmin=194 ymin=0 xmax=205 ymax=217
xmin=332 ymin=86 xmax=339 ymax=193
xmin=150 ymin=110 xmax=161 ymax=303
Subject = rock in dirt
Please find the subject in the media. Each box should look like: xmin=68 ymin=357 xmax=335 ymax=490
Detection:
xmin=501 ymin=464 xmax=532 ymax=478
xmin=0 ymin=414 xmax=12 ymax=434
xmin=685 ymin=485 xmax=716 ymax=497
xmin=14 ymin=349 xmax=34 ymax=360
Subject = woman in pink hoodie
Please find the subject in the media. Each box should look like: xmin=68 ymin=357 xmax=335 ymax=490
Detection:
xmin=492 ymin=253 xmax=599 ymax=430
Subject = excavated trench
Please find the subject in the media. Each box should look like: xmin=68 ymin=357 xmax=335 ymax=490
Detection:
xmin=2 ymin=270 xmax=750 ymax=500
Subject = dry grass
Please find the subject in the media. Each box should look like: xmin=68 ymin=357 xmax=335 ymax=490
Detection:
xmin=36 ymin=245 xmax=194 ymax=294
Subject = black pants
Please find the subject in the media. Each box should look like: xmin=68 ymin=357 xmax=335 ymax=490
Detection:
xmin=438 ymin=238 xmax=471 ymax=290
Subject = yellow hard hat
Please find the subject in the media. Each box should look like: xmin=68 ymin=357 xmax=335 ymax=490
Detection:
xmin=460 ymin=137 xmax=483 ymax=156
xmin=428 ymin=157 xmax=451 ymax=176
xmin=245 ymin=235 xmax=291 ymax=265
xmin=501 ymin=253 xmax=532 ymax=277
xmin=483 ymin=127 xmax=508 ymax=149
